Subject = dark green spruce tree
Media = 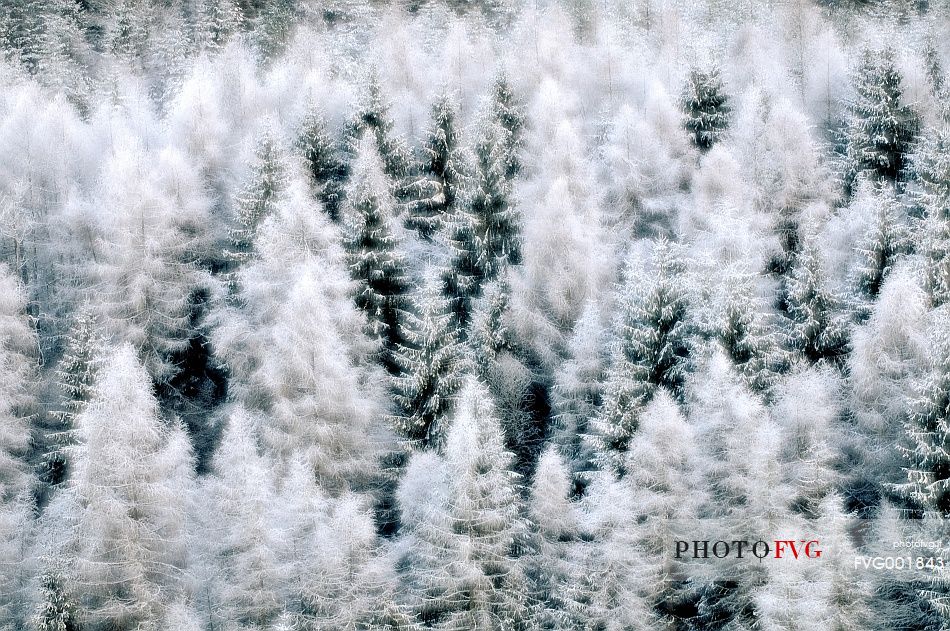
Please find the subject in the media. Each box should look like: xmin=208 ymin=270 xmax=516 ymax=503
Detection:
xmin=592 ymin=240 xmax=693 ymax=468
xmin=227 ymin=128 xmax=287 ymax=267
xmin=785 ymin=240 xmax=850 ymax=365
xmin=845 ymin=48 xmax=918 ymax=190
xmin=443 ymin=118 xmax=521 ymax=330
xmin=341 ymin=134 xmax=410 ymax=372
xmin=489 ymin=72 xmax=526 ymax=179
xmin=390 ymin=272 xmax=464 ymax=449
xmin=31 ymin=564 xmax=79 ymax=631
xmin=682 ymin=68 xmax=731 ymax=151
xmin=45 ymin=307 xmax=101 ymax=486
xmin=297 ymin=110 xmax=347 ymax=221
xmin=718 ymin=275 xmax=787 ymax=398
xmin=406 ymin=93 xmax=465 ymax=239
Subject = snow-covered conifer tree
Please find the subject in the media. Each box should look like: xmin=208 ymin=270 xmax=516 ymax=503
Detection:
xmin=31 ymin=563 xmax=79 ymax=631
xmin=589 ymin=241 xmax=694 ymax=468
xmin=204 ymin=408 xmax=282 ymax=628
xmin=440 ymin=377 xmax=528 ymax=628
xmin=36 ymin=0 xmax=90 ymax=110
xmin=406 ymin=93 xmax=465 ymax=239
xmin=785 ymin=240 xmax=850 ymax=365
xmin=443 ymin=116 xmax=520 ymax=329
xmin=71 ymin=344 xmax=194 ymax=630
xmin=847 ymin=264 xmax=929 ymax=510
xmin=525 ymin=447 xmax=579 ymax=628
xmin=255 ymin=0 xmax=297 ymax=59
xmin=688 ymin=351 xmax=787 ymax=629
xmin=914 ymin=125 xmax=950 ymax=307
xmin=896 ymin=308 xmax=950 ymax=516
xmin=851 ymin=182 xmax=909 ymax=305
xmin=489 ymin=72 xmax=525 ymax=179
xmin=391 ymin=272 xmax=464 ymax=449
xmin=718 ymin=273 xmax=787 ymax=397
xmin=229 ymin=128 xmax=288 ymax=266
xmin=46 ymin=307 xmax=101 ymax=486
xmin=341 ymin=133 xmax=410 ymax=368
xmin=0 ymin=0 xmax=45 ymax=73
xmin=615 ymin=239 xmax=694 ymax=399
xmin=343 ymin=72 xmax=411 ymax=184
xmin=296 ymin=110 xmax=347 ymax=221
xmin=550 ymin=300 xmax=606 ymax=478
xmin=193 ymin=0 xmax=244 ymax=52
xmin=682 ymin=68 xmax=731 ymax=151
xmin=845 ymin=48 xmax=918 ymax=188
xmin=0 ymin=265 xmax=36 ymax=503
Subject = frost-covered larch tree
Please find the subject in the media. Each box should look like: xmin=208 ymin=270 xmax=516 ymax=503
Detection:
xmin=0 ymin=264 xmax=36 ymax=503
xmin=204 ymin=409 xmax=282 ymax=629
xmin=897 ymin=309 xmax=950 ymax=516
xmin=395 ymin=379 xmax=528 ymax=628
xmin=620 ymin=390 xmax=700 ymax=621
xmin=441 ymin=377 xmax=529 ymax=628
xmin=0 ymin=264 xmax=37 ymax=629
xmin=71 ymin=344 xmax=194 ymax=630
xmin=688 ymin=351 xmax=788 ymax=630
xmin=848 ymin=264 xmax=929 ymax=510
xmin=525 ymin=447 xmax=579 ymax=628
xmin=550 ymin=300 xmax=606 ymax=481
xmin=851 ymin=181 xmax=909 ymax=307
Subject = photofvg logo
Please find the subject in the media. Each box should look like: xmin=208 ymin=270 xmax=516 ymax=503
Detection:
xmin=675 ymin=539 xmax=822 ymax=560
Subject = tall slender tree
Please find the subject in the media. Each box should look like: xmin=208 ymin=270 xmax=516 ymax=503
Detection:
xmin=391 ymin=272 xmax=464 ymax=449
xmin=71 ymin=344 xmax=193 ymax=630
xmin=785 ymin=240 xmax=850 ymax=365
xmin=913 ymin=125 xmax=950 ymax=307
xmin=296 ymin=111 xmax=347 ymax=221
xmin=46 ymin=307 xmax=101 ymax=486
xmin=0 ymin=264 xmax=36 ymax=503
xmin=343 ymin=73 xmax=411 ymax=186
xmin=341 ymin=134 xmax=411 ymax=369
xmin=489 ymin=72 xmax=526 ymax=179
xmin=443 ymin=117 xmax=520 ymax=329
xmin=406 ymin=93 xmax=465 ymax=239
xmin=228 ymin=129 xmax=288 ymax=266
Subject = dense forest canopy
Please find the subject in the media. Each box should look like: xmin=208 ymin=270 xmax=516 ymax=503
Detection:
xmin=1 ymin=0 xmax=950 ymax=629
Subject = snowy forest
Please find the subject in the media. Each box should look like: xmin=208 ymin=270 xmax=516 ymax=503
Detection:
xmin=1 ymin=0 xmax=950 ymax=629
